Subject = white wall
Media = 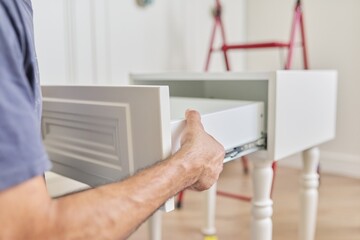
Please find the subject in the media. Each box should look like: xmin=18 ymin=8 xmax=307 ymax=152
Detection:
xmin=33 ymin=0 xmax=246 ymax=85
xmin=33 ymin=0 xmax=359 ymax=177
xmin=33 ymin=0 xmax=169 ymax=84
xmin=246 ymin=0 xmax=360 ymax=178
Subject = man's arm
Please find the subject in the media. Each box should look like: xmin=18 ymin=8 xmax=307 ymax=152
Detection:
xmin=0 ymin=110 xmax=224 ymax=240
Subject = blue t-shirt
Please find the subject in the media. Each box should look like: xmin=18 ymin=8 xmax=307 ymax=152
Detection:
xmin=0 ymin=0 xmax=51 ymax=191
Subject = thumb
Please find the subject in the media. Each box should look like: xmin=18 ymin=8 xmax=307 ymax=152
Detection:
xmin=185 ymin=109 xmax=204 ymax=130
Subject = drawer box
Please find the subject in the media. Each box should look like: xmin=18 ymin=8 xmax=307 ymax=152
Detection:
xmin=41 ymin=85 xmax=264 ymax=211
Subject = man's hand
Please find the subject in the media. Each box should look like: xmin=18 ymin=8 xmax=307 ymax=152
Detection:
xmin=0 ymin=109 xmax=225 ymax=240
xmin=177 ymin=110 xmax=225 ymax=191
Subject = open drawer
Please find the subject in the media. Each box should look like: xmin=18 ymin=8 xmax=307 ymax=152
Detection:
xmin=131 ymin=70 xmax=338 ymax=162
xmin=41 ymin=85 xmax=264 ymax=211
xmin=169 ymin=97 xmax=265 ymax=162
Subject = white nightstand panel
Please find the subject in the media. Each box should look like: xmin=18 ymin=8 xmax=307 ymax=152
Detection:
xmin=272 ymin=71 xmax=337 ymax=160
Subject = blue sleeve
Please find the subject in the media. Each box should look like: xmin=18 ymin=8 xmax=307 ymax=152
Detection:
xmin=0 ymin=1 xmax=51 ymax=191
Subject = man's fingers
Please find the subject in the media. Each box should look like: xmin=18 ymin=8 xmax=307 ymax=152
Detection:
xmin=185 ymin=109 xmax=204 ymax=130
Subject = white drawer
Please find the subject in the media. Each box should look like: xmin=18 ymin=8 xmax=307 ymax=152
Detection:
xmin=41 ymin=85 xmax=264 ymax=210
xmin=169 ymin=97 xmax=264 ymax=162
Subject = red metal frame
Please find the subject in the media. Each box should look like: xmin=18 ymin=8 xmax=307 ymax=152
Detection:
xmin=176 ymin=0 xmax=308 ymax=209
xmin=217 ymin=162 xmax=277 ymax=202
xmin=205 ymin=0 xmax=308 ymax=71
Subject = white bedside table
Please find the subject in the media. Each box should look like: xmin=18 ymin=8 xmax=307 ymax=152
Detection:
xmin=130 ymin=70 xmax=338 ymax=240
xmin=42 ymin=70 xmax=337 ymax=240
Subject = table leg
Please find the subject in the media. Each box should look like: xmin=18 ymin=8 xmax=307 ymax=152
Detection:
xmin=148 ymin=210 xmax=162 ymax=240
xmin=202 ymin=183 xmax=218 ymax=238
xmin=251 ymin=159 xmax=274 ymax=240
xmin=299 ymin=147 xmax=320 ymax=240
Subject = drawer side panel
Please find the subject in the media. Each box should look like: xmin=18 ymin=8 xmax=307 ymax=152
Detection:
xmin=171 ymin=101 xmax=265 ymax=160
xmin=273 ymin=71 xmax=337 ymax=160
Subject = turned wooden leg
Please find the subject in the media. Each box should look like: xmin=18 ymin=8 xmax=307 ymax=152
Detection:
xmin=299 ymin=147 xmax=320 ymax=240
xmin=148 ymin=210 xmax=162 ymax=240
xmin=202 ymin=183 xmax=217 ymax=237
xmin=251 ymin=160 xmax=274 ymax=240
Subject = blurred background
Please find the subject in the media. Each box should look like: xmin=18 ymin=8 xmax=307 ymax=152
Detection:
xmin=33 ymin=0 xmax=359 ymax=239
xmin=33 ymin=0 xmax=360 ymax=179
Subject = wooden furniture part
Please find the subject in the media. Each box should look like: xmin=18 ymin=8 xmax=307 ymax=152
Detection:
xmin=41 ymin=85 xmax=265 ymax=240
xmin=130 ymin=70 xmax=337 ymax=240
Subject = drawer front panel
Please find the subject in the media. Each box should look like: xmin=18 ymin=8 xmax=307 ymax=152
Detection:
xmin=41 ymin=86 xmax=172 ymax=188
xmin=42 ymin=99 xmax=132 ymax=186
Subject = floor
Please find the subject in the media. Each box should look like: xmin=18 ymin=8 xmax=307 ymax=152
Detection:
xmin=128 ymin=161 xmax=360 ymax=240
